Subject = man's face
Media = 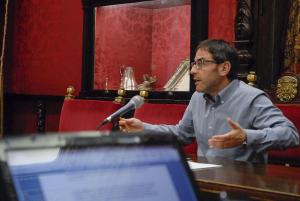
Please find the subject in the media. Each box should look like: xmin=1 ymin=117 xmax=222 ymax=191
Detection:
xmin=190 ymin=49 xmax=227 ymax=96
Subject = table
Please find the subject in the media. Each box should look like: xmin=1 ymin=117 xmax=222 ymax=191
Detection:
xmin=192 ymin=157 xmax=300 ymax=201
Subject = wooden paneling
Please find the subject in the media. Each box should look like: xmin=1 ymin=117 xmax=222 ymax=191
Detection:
xmin=251 ymin=0 xmax=292 ymax=90
xmin=4 ymin=94 xmax=63 ymax=136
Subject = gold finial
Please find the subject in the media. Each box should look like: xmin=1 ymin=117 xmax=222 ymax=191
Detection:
xmin=247 ymin=71 xmax=257 ymax=87
xmin=139 ymin=90 xmax=149 ymax=99
xmin=65 ymin=86 xmax=75 ymax=100
xmin=114 ymin=88 xmax=126 ymax=104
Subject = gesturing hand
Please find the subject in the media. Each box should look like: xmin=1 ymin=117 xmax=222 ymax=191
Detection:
xmin=118 ymin=118 xmax=144 ymax=133
xmin=208 ymin=118 xmax=246 ymax=149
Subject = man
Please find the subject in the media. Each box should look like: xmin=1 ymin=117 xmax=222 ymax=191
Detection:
xmin=119 ymin=39 xmax=299 ymax=163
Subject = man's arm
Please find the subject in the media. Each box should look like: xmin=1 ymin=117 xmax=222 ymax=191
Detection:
xmin=208 ymin=94 xmax=299 ymax=152
xmin=246 ymin=95 xmax=299 ymax=153
xmin=142 ymin=103 xmax=195 ymax=145
xmin=119 ymin=102 xmax=195 ymax=145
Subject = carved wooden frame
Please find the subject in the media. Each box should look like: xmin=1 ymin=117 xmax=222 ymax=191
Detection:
xmin=234 ymin=0 xmax=253 ymax=82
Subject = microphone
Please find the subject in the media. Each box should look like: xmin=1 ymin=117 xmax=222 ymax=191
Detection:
xmin=97 ymin=95 xmax=144 ymax=128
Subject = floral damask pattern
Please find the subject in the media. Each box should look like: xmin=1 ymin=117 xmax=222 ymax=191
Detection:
xmin=10 ymin=0 xmax=83 ymax=95
xmin=94 ymin=5 xmax=190 ymax=90
xmin=9 ymin=0 xmax=236 ymax=93
xmin=151 ymin=6 xmax=190 ymax=89
xmin=94 ymin=1 xmax=236 ymax=90
xmin=94 ymin=6 xmax=152 ymax=90
xmin=209 ymin=0 xmax=236 ymax=42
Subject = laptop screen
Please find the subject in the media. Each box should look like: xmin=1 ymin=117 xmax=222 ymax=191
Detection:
xmin=4 ymin=134 xmax=199 ymax=201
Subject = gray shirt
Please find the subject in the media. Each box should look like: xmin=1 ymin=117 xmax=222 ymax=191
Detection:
xmin=144 ymin=80 xmax=299 ymax=163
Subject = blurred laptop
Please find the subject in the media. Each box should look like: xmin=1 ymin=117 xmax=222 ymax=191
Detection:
xmin=0 ymin=131 xmax=201 ymax=201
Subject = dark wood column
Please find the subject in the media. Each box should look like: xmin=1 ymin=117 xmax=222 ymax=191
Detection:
xmin=234 ymin=0 xmax=293 ymax=90
xmin=234 ymin=0 xmax=254 ymax=83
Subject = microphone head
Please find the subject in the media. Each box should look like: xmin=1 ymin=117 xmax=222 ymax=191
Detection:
xmin=129 ymin=95 xmax=144 ymax=109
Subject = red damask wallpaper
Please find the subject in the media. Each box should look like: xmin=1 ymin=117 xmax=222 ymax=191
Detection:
xmin=94 ymin=1 xmax=235 ymax=90
xmin=8 ymin=0 xmax=83 ymax=96
xmin=209 ymin=0 xmax=236 ymax=42
xmin=151 ymin=5 xmax=190 ymax=89
xmin=94 ymin=6 xmax=153 ymax=90
xmin=8 ymin=0 xmax=235 ymax=94
xmin=6 ymin=0 xmax=236 ymax=134
xmin=94 ymin=5 xmax=190 ymax=90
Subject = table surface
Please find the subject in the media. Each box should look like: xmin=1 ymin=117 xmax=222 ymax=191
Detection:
xmin=191 ymin=156 xmax=300 ymax=201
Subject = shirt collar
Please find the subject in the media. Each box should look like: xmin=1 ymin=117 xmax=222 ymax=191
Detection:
xmin=203 ymin=79 xmax=239 ymax=104
xmin=203 ymin=93 xmax=215 ymax=103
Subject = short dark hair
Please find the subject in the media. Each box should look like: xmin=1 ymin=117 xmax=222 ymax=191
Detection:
xmin=196 ymin=39 xmax=239 ymax=80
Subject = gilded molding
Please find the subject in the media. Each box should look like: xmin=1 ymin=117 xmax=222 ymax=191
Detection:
xmin=283 ymin=0 xmax=300 ymax=71
xmin=276 ymin=75 xmax=298 ymax=103
xmin=163 ymin=58 xmax=190 ymax=91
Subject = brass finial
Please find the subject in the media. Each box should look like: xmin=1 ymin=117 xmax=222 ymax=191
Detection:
xmin=247 ymin=71 xmax=257 ymax=87
xmin=139 ymin=90 xmax=149 ymax=99
xmin=65 ymin=86 xmax=75 ymax=100
xmin=114 ymin=88 xmax=126 ymax=104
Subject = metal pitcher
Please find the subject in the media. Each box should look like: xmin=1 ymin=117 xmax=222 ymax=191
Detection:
xmin=120 ymin=66 xmax=137 ymax=90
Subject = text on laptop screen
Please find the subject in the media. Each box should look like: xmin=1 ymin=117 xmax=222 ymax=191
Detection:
xmin=6 ymin=145 xmax=198 ymax=201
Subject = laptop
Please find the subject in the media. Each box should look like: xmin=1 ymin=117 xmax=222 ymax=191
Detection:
xmin=0 ymin=131 xmax=201 ymax=201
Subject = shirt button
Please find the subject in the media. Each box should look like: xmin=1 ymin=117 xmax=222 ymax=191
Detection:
xmin=221 ymin=101 xmax=224 ymax=104
xmin=208 ymin=126 xmax=213 ymax=129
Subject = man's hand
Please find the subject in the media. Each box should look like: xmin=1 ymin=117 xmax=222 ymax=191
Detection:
xmin=118 ymin=118 xmax=144 ymax=133
xmin=208 ymin=118 xmax=246 ymax=149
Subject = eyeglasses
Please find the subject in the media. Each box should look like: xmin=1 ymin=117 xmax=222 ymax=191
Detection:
xmin=191 ymin=58 xmax=217 ymax=70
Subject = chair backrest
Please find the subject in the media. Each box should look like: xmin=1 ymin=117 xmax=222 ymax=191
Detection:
xmin=268 ymin=104 xmax=300 ymax=166
xmin=134 ymin=103 xmax=197 ymax=154
xmin=59 ymin=99 xmax=122 ymax=132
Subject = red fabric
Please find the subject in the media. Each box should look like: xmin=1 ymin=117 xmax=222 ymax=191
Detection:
xmin=269 ymin=104 xmax=300 ymax=165
xmin=59 ymin=99 xmax=122 ymax=132
xmin=7 ymin=0 xmax=236 ymax=95
xmin=209 ymin=0 xmax=236 ymax=42
xmin=94 ymin=5 xmax=190 ymax=90
xmin=8 ymin=0 xmax=83 ymax=96
xmin=134 ymin=103 xmax=197 ymax=154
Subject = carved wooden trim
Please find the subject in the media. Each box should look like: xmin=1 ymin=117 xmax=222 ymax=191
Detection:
xmin=276 ymin=74 xmax=298 ymax=103
xmin=283 ymin=0 xmax=300 ymax=71
xmin=234 ymin=0 xmax=253 ymax=81
xmin=37 ymin=100 xmax=46 ymax=133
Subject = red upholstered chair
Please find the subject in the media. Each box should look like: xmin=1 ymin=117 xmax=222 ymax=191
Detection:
xmin=268 ymin=104 xmax=300 ymax=166
xmin=134 ymin=103 xmax=197 ymax=155
xmin=59 ymin=99 xmax=122 ymax=132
